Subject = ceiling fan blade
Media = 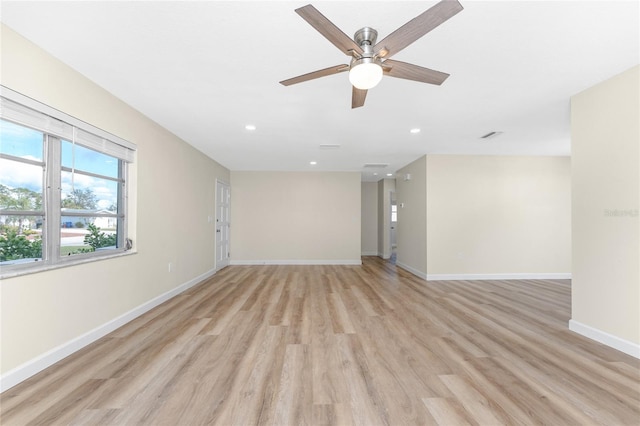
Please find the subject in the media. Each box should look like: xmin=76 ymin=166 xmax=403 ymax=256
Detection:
xmin=352 ymin=87 xmax=367 ymax=109
xmin=295 ymin=4 xmax=363 ymax=56
xmin=374 ymin=0 xmax=463 ymax=59
xmin=383 ymin=60 xmax=449 ymax=85
xmin=280 ymin=65 xmax=349 ymax=86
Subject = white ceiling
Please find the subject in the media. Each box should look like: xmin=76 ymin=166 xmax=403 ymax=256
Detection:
xmin=1 ymin=1 xmax=638 ymax=181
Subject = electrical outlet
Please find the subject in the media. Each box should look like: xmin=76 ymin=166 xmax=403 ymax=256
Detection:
xmin=168 ymin=262 xmax=173 ymax=272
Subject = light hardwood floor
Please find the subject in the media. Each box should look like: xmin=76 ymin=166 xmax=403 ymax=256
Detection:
xmin=1 ymin=257 xmax=639 ymax=425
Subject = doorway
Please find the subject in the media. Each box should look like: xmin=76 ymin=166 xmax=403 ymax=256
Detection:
xmin=216 ymin=180 xmax=230 ymax=270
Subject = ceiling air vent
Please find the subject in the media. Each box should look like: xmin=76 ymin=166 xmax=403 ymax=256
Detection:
xmin=363 ymin=163 xmax=389 ymax=169
xmin=480 ymin=131 xmax=504 ymax=139
xmin=319 ymin=144 xmax=341 ymax=149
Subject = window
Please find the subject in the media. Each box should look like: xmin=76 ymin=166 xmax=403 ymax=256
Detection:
xmin=391 ymin=204 xmax=397 ymax=223
xmin=0 ymin=90 xmax=135 ymax=277
xmin=0 ymin=122 xmax=45 ymax=263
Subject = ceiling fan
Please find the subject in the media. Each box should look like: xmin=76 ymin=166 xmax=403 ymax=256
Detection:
xmin=280 ymin=0 xmax=463 ymax=108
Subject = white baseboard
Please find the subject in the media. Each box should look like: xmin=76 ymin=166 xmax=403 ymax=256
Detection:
xmin=229 ymin=259 xmax=362 ymax=266
xmin=361 ymin=251 xmax=378 ymax=256
xmin=396 ymin=262 xmax=427 ymax=280
xmin=569 ymin=320 xmax=640 ymax=359
xmin=426 ymin=273 xmax=572 ymax=281
xmin=392 ymin=265 xmax=572 ymax=283
xmin=0 ymin=268 xmax=217 ymax=393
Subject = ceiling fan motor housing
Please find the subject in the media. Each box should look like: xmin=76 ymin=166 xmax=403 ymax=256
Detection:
xmin=351 ymin=27 xmax=381 ymax=71
xmin=354 ymin=27 xmax=378 ymax=48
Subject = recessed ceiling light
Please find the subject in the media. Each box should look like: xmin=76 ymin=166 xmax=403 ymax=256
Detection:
xmin=373 ymin=173 xmax=378 ymax=176
xmin=245 ymin=124 xmax=256 ymax=131
xmin=310 ymin=161 xmax=317 ymax=165
xmin=410 ymin=128 xmax=421 ymax=134
xmin=386 ymin=173 xmax=393 ymax=176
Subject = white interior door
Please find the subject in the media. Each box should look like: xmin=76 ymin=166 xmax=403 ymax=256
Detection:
xmin=390 ymin=192 xmax=397 ymax=249
xmin=390 ymin=201 xmax=397 ymax=248
xmin=216 ymin=180 xmax=230 ymax=269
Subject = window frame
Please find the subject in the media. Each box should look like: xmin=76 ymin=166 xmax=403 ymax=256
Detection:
xmin=0 ymin=87 xmax=135 ymax=278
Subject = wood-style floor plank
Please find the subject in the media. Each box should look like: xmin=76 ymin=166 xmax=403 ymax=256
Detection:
xmin=1 ymin=257 xmax=639 ymax=425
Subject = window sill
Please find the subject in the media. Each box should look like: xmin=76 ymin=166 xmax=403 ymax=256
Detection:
xmin=0 ymin=250 xmax=137 ymax=280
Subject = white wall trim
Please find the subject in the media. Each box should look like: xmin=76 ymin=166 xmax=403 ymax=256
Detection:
xmin=426 ymin=273 xmax=572 ymax=281
xmin=0 ymin=268 xmax=217 ymax=392
xmin=361 ymin=251 xmax=378 ymax=256
xmin=396 ymin=262 xmax=427 ymax=280
xmin=569 ymin=320 xmax=640 ymax=359
xmin=229 ymin=259 xmax=362 ymax=266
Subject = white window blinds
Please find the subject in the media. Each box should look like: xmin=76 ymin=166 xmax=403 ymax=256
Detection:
xmin=0 ymin=88 xmax=135 ymax=162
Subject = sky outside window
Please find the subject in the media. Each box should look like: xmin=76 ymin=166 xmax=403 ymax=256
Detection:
xmin=0 ymin=119 xmax=43 ymax=161
xmin=61 ymin=140 xmax=118 ymax=178
xmin=0 ymin=120 xmax=44 ymax=194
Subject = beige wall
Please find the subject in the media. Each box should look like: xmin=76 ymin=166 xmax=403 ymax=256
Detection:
xmin=0 ymin=25 xmax=230 ymax=378
xmin=427 ymin=155 xmax=571 ymax=276
xmin=571 ymin=65 xmax=639 ymax=349
xmin=361 ymin=182 xmax=378 ymax=255
xmin=230 ymin=171 xmax=361 ymax=263
xmin=396 ymin=157 xmax=428 ymax=276
xmin=395 ymin=155 xmax=571 ymax=279
xmin=377 ymin=178 xmax=396 ymax=259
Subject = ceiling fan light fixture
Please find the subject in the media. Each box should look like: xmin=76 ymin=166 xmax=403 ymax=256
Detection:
xmin=349 ymin=58 xmax=383 ymax=90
